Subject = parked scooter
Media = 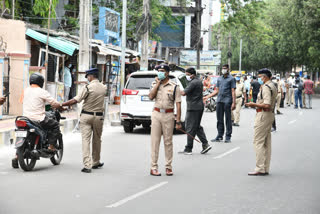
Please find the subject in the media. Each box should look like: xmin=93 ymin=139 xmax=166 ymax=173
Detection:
xmin=203 ymin=86 xmax=216 ymax=112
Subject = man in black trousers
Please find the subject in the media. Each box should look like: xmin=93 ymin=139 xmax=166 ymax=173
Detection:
xmin=204 ymin=64 xmax=236 ymax=143
xmin=179 ymin=67 xmax=212 ymax=155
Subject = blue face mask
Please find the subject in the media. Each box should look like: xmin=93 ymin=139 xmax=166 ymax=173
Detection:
xmin=158 ymin=72 xmax=166 ymax=80
xmin=235 ymin=77 xmax=240 ymax=81
xmin=258 ymin=78 xmax=264 ymax=85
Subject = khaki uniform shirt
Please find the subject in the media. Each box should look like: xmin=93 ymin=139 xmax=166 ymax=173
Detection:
xmin=74 ymin=79 xmax=107 ymax=112
xmin=277 ymin=80 xmax=282 ymax=94
xmin=257 ymin=80 xmax=277 ymax=110
xmin=151 ymin=80 xmax=182 ymax=109
xmin=235 ymin=82 xmax=245 ymax=97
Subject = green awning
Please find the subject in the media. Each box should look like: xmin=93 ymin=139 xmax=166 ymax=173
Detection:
xmin=26 ymin=29 xmax=79 ymax=56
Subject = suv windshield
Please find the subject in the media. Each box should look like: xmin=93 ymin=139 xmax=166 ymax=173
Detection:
xmin=126 ymin=75 xmax=176 ymax=90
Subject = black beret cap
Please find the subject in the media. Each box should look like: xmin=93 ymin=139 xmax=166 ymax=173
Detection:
xmin=258 ymin=68 xmax=272 ymax=77
xmin=155 ymin=64 xmax=170 ymax=72
xmin=85 ymin=68 xmax=99 ymax=78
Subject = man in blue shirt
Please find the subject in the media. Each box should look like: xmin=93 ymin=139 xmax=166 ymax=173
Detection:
xmin=64 ymin=61 xmax=72 ymax=102
xmin=204 ymin=64 xmax=236 ymax=143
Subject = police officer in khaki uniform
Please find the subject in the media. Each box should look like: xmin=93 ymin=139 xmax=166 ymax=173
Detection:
xmin=245 ymin=68 xmax=277 ymax=176
xmin=149 ymin=64 xmax=182 ymax=176
xmin=62 ymin=68 xmax=107 ymax=173
xmin=232 ymin=74 xmax=247 ymax=126
xmin=275 ymin=74 xmax=283 ymax=114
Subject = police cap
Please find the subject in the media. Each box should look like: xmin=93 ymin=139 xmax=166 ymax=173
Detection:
xmin=85 ymin=68 xmax=99 ymax=78
xmin=258 ymin=68 xmax=272 ymax=78
xmin=155 ymin=64 xmax=170 ymax=72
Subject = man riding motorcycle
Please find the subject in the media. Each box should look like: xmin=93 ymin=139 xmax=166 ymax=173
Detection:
xmin=12 ymin=73 xmax=62 ymax=167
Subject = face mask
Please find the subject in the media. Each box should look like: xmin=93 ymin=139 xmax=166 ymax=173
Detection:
xmin=235 ymin=77 xmax=240 ymax=81
xmin=186 ymin=75 xmax=192 ymax=81
xmin=68 ymin=64 xmax=72 ymax=68
xmin=158 ymin=72 xmax=166 ymax=80
xmin=258 ymin=78 xmax=264 ymax=85
xmin=222 ymin=69 xmax=228 ymax=75
xmin=276 ymin=77 xmax=280 ymax=80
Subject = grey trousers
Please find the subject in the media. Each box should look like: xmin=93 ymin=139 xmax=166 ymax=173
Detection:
xmin=305 ymin=94 xmax=312 ymax=108
xmin=185 ymin=110 xmax=208 ymax=151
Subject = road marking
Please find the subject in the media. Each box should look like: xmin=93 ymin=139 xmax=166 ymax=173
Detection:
xmin=0 ymin=171 xmax=8 ymax=175
xmin=106 ymin=181 xmax=168 ymax=208
xmin=299 ymin=111 xmax=303 ymax=116
xmin=288 ymin=120 xmax=297 ymax=124
xmin=213 ymin=147 xmax=240 ymax=159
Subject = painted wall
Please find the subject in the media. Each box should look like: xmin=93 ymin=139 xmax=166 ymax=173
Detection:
xmin=0 ymin=18 xmax=28 ymax=53
xmin=0 ymin=18 xmax=30 ymax=116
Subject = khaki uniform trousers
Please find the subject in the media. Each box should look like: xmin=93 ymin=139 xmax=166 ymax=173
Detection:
xmin=286 ymin=88 xmax=294 ymax=105
xmin=276 ymin=93 xmax=281 ymax=111
xmin=151 ymin=111 xmax=175 ymax=170
xmin=232 ymin=97 xmax=242 ymax=124
xmin=80 ymin=113 xmax=104 ymax=169
xmin=253 ymin=111 xmax=274 ymax=173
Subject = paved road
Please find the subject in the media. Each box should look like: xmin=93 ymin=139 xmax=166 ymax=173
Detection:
xmin=1 ymin=99 xmax=320 ymax=214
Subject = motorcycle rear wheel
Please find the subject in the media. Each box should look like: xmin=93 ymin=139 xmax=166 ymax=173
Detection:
xmin=50 ymin=135 xmax=64 ymax=165
xmin=17 ymin=143 xmax=37 ymax=171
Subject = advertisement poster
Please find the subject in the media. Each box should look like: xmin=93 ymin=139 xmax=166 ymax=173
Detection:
xmin=180 ymin=50 xmax=221 ymax=66
xmin=56 ymin=83 xmax=64 ymax=103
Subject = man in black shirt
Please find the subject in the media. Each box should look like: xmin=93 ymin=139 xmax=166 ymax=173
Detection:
xmin=251 ymin=76 xmax=261 ymax=103
xmin=179 ymin=68 xmax=212 ymax=155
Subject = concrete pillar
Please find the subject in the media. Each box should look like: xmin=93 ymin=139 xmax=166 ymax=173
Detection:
xmin=201 ymin=0 xmax=210 ymax=51
xmin=184 ymin=15 xmax=191 ymax=48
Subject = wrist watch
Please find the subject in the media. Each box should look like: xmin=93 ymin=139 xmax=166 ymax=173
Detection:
xmin=176 ymin=121 xmax=181 ymax=125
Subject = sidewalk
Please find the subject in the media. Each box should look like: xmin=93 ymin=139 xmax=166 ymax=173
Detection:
xmin=0 ymin=104 xmax=120 ymax=148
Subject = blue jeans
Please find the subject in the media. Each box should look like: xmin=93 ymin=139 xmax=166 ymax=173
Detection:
xmin=294 ymin=90 xmax=302 ymax=108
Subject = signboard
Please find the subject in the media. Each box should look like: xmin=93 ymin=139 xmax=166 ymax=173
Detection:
xmin=95 ymin=7 xmax=120 ymax=46
xmin=180 ymin=50 xmax=221 ymax=66
xmin=105 ymin=11 xmax=119 ymax=33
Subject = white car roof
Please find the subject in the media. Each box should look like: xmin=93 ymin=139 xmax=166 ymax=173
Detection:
xmin=130 ymin=70 xmax=185 ymax=78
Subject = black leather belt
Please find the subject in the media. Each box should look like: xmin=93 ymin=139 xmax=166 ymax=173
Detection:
xmin=81 ymin=110 xmax=103 ymax=116
xmin=236 ymin=95 xmax=242 ymax=99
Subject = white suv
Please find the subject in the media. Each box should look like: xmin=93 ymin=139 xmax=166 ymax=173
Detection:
xmin=120 ymin=70 xmax=187 ymax=133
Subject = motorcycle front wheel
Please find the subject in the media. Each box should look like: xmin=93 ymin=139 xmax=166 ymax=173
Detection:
xmin=50 ymin=134 xmax=64 ymax=165
xmin=17 ymin=142 xmax=37 ymax=171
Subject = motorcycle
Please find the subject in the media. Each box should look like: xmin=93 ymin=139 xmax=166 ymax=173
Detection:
xmin=12 ymin=106 xmax=65 ymax=171
xmin=203 ymin=86 xmax=216 ymax=112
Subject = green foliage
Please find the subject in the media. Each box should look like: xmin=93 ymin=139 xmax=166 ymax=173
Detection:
xmin=215 ymin=0 xmax=320 ymax=73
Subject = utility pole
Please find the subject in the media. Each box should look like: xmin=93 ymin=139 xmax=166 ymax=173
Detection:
xmin=228 ymin=32 xmax=232 ymax=71
xmin=239 ymin=38 xmax=242 ymax=75
xmin=79 ymin=0 xmax=90 ymax=83
xmin=140 ymin=0 xmax=149 ymax=70
xmin=120 ymin=0 xmax=127 ymax=94
xmin=196 ymin=0 xmax=201 ymax=69
xmin=12 ymin=0 xmax=14 ymax=19
xmin=44 ymin=0 xmax=52 ymax=89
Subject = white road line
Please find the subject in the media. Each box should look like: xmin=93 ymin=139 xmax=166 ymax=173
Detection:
xmin=213 ymin=147 xmax=240 ymax=159
xmin=288 ymin=119 xmax=297 ymax=124
xmin=105 ymin=181 xmax=168 ymax=208
xmin=0 ymin=172 xmax=8 ymax=175
xmin=299 ymin=111 xmax=303 ymax=116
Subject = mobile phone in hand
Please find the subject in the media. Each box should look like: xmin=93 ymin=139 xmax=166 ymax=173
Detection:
xmin=4 ymin=92 xmax=10 ymax=97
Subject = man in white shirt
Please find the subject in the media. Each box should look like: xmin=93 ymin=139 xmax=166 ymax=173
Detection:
xmin=23 ymin=73 xmax=61 ymax=150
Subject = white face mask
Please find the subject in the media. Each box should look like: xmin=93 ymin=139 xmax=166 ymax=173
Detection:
xmin=186 ymin=75 xmax=192 ymax=81
xmin=222 ymin=69 xmax=228 ymax=75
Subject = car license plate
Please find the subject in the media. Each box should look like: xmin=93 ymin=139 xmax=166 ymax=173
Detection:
xmin=15 ymin=131 xmax=27 ymax=138
xmin=141 ymin=96 xmax=150 ymax=101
